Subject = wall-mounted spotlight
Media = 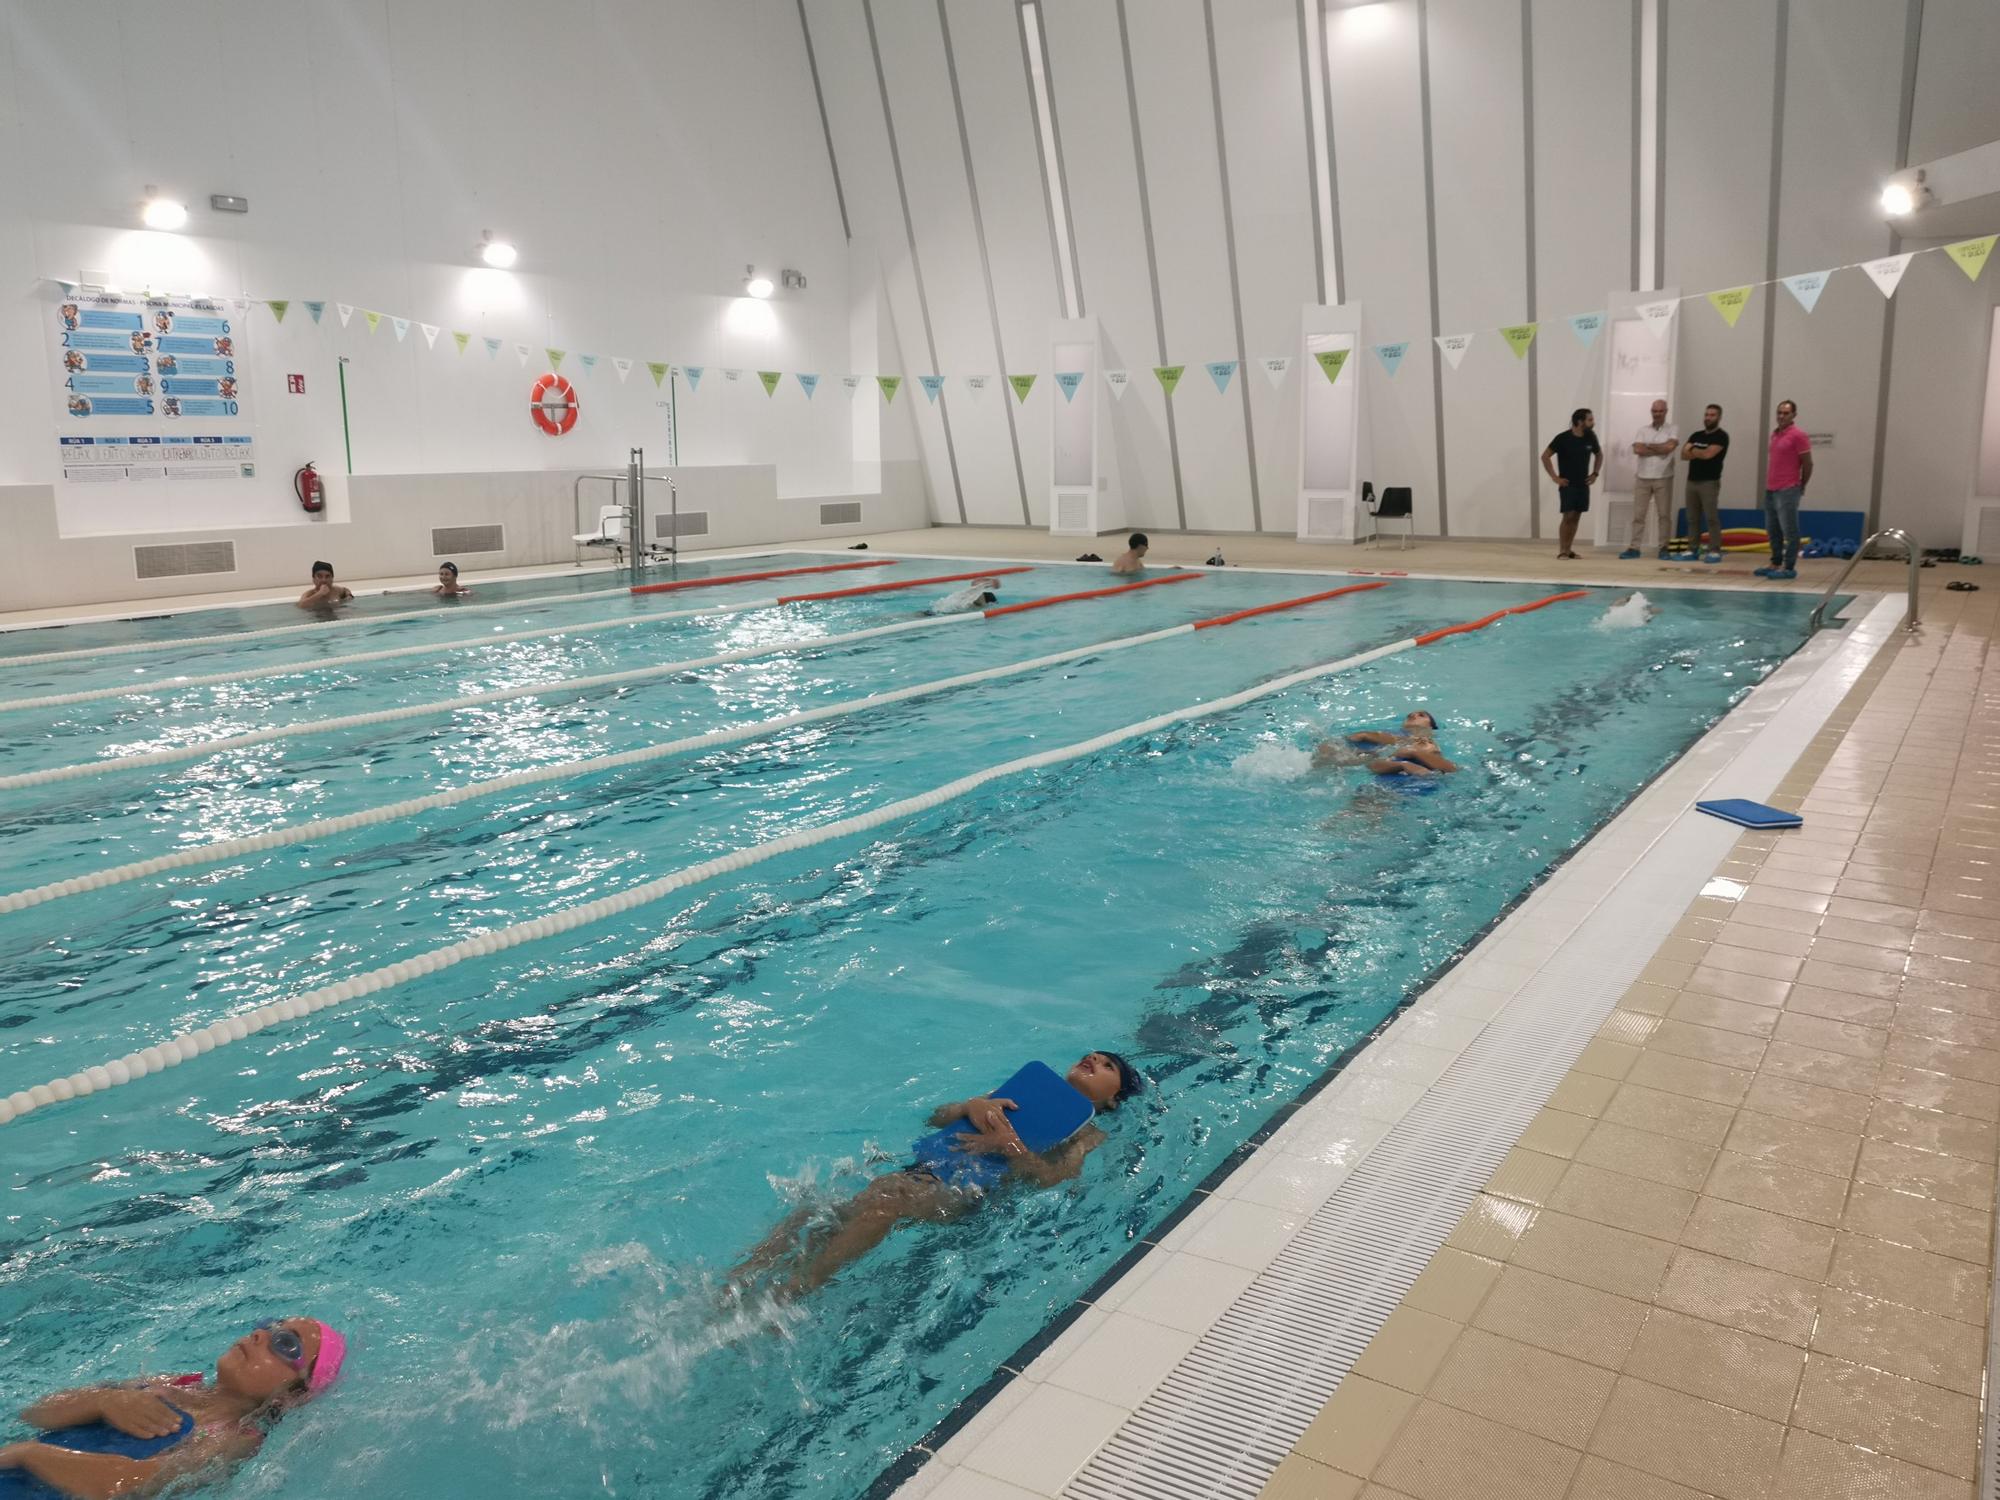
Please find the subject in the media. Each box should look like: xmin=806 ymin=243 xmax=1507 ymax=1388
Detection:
xmin=479 ymin=230 xmax=519 ymax=269
xmin=1879 ymin=170 xmax=1930 ymax=217
xmin=141 ymin=188 xmax=188 ymax=231
xmin=744 ymin=264 xmax=775 ymax=299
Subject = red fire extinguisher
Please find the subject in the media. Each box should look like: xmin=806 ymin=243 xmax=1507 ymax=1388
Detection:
xmin=294 ymin=462 xmax=324 ymax=513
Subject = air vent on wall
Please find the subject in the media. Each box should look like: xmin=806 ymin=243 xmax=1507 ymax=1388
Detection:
xmin=431 ymin=524 xmax=505 ymax=556
xmin=655 ymin=511 xmax=710 ymax=538
xmin=1304 ymin=497 xmax=1349 ymax=540
xmin=818 ymin=501 xmax=863 ymax=526
xmin=134 ymin=540 xmax=237 ymax=580
xmin=1056 ymin=493 xmax=1091 ymax=532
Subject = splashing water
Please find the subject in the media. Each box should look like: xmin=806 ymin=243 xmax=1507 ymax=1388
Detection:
xmin=1594 ymin=591 xmax=1657 ymax=631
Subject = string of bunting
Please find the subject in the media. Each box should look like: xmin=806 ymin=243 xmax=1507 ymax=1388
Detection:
xmin=42 ymin=235 xmax=1990 ymax=404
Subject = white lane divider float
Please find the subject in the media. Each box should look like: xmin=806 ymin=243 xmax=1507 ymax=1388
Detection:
xmin=0 ymin=634 xmax=1417 ymax=1126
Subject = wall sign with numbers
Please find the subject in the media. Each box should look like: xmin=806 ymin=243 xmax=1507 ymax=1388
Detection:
xmin=49 ymin=291 xmax=256 ymax=483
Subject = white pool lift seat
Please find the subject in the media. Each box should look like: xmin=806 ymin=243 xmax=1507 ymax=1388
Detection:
xmin=573 ymin=502 xmax=632 ymax=563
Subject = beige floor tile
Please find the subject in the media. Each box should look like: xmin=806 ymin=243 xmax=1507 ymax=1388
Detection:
xmin=1780 ymin=980 xmax=1896 ymax=1027
xmin=1796 ymin=958 xmax=1902 ymax=999
xmin=1906 ymin=950 xmax=2000 ymax=987
xmin=1683 ymin=966 xmax=1793 ymax=1008
xmin=1910 ymin=930 xmax=2000 ymax=964
xmin=1825 ymin=1230 xmax=1989 ymax=1324
xmin=1638 ymin=957 xmax=1697 ymax=989
xmin=1622 ymin=1306 xmax=1806 ymax=1423
xmin=1772 ymin=1428 xmax=1976 ymax=1500
xmin=1485 ymin=1147 xmax=1571 ymax=1207
xmin=1357 ymin=1486 xmax=1419 ymax=1500
xmin=1700 ymin=1151 xmax=1849 ymax=1228
xmin=1702 ymin=944 xmax=1804 ymax=983
xmin=1738 ymin=885 xmax=1830 ymax=916
xmin=1841 ymin=1181 xmax=1991 ymax=1264
xmin=1587 ymin=1376 xmax=1784 ymax=1500
xmin=1567 ymin=1456 xmax=1718 ymax=1500
xmin=1545 ymin=1071 xmax=1619 ymax=1118
xmin=1725 ymin=902 xmax=1822 ymax=937
xmin=1720 ymin=1109 xmax=1860 ymax=1178
xmin=1294 ymin=1375 xmax=1417 ymax=1477
xmin=1443 ymin=1194 xmax=1537 ymax=1260
xmin=1865 ymin=1098 xmax=1999 ymax=1162
xmin=1896 ymin=1002 xmax=2000 ymax=1050
xmin=1769 ymin=1010 xmax=1887 ymax=1060
xmin=1821 ymin=918 xmax=1912 ymax=952
xmin=1513 ymin=1107 xmax=1594 ymax=1160
xmin=1642 ymin=1019 xmax=1768 ymax=1071
xmin=1423 ymin=1327 xmax=1614 ymax=1448
xmin=1402 ymin=1247 xmax=1503 ymax=1324
xmin=1757 ymin=1038 xmax=1882 ymax=1095
xmin=1716 ymin=921 xmax=1814 ymax=958
xmin=1654 ymin=1248 xmax=1821 ymax=1345
xmin=1352 ymin=1307 xmax=1465 ymax=1394
xmin=1601 ymin=1082 xmax=1738 ymax=1146
xmin=1259 ymin=1454 xmax=1366 ymax=1500
xmin=1620 ymin=980 xmax=1680 ymax=1015
xmin=1575 ymin=1119 xmax=1716 ymax=1191
xmin=1853 ymin=1136 xmax=1995 ymax=1211
xmin=1547 ymin=1162 xmax=1697 ymax=1241
xmin=1752 ymin=868 xmax=1840 ymax=897
xmin=1652 ymin=936 xmax=1713 ymax=968
xmin=1740 ymin=1074 xmax=1873 ymax=1133
xmin=1370 ymin=1400 xmax=1580 ymax=1500
xmin=1469 ymin=1264 xmax=1648 ymax=1369
xmin=1804 ymin=936 xmax=1910 ymax=974
xmin=1667 ymin=993 xmax=1780 ymax=1042
xmin=1509 ymin=1211 xmax=1675 ymax=1302
xmin=1885 ymin=1030 xmax=2000 ymax=1085
xmin=1624 ymin=1051 xmax=1753 ymax=1108
xmin=1571 ymin=1039 xmax=1640 ymax=1081
xmin=1876 ymin=1062 xmax=2000 ymax=1120
xmin=1809 ymin=1288 xmax=1986 ymax=1396
xmin=1678 ymin=1195 xmax=1835 ymax=1281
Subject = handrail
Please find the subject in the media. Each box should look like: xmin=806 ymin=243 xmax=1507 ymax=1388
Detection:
xmin=1807 ymin=527 xmax=1918 ymax=633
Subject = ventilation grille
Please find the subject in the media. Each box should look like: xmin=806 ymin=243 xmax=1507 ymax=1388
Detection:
xmin=133 ymin=540 xmax=236 ymax=580
xmin=655 ymin=511 xmax=710 ymax=539
xmin=1056 ymin=493 xmax=1091 ymax=532
xmin=1304 ymin=497 xmax=1347 ymax=539
xmin=431 ymin=524 xmax=505 ymax=556
xmin=819 ymin=501 xmax=863 ymax=526
xmin=1975 ymin=503 xmax=2000 ymax=558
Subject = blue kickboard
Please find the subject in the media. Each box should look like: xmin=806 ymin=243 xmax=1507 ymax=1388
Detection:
xmin=910 ymin=1061 xmax=1094 ymax=1173
xmin=1696 ymin=798 xmax=1803 ymax=829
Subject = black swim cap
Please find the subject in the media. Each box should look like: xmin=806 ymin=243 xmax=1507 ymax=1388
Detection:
xmin=439 ymin=561 xmax=459 ymax=574
xmin=1101 ymin=1051 xmax=1145 ymax=1104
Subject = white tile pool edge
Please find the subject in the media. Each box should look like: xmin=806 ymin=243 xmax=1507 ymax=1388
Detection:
xmin=883 ymin=591 xmax=1904 ymax=1500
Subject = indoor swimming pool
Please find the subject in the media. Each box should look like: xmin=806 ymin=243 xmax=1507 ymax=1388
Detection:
xmin=0 ymin=555 xmax=1833 ymax=1499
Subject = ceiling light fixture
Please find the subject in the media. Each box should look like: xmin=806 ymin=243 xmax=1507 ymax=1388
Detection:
xmin=141 ymin=189 xmax=188 ymax=231
xmin=745 ymin=264 xmax=774 ymax=299
xmin=479 ymin=230 xmax=518 ymax=269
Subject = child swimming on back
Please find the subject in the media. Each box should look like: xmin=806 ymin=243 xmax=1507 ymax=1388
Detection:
xmin=1312 ymin=708 xmax=1459 ymax=777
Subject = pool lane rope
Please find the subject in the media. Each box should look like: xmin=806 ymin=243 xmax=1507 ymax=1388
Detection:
xmin=0 ymin=559 xmax=898 ymax=671
xmin=0 ymin=586 xmax=1590 ymax=1127
xmin=0 ymin=567 xmax=1036 ymax=715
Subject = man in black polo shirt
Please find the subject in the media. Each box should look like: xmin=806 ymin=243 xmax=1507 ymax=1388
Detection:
xmin=1541 ymin=408 xmax=1601 ymax=559
xmin=1680 ymin=404 xmax=1730 ymax=564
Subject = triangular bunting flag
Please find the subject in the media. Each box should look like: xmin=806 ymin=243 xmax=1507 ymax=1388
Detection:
xmin=1780 ymin=271 xmax=1831 ymax=313
xmin=1259 ymin=356 xmax=1292 ymax=389
xmin=364 ymin=310 xmax=381 ymax=334
xmin=304 ymin=300 xmax=326 ymax=325
xmin=484 ymin=336 xmax=501 ymax=357
xmin=420 ymin=323 xmax=440 ymax=349
xmin=55 ymin=280 xmax=76 ymax=295
xmin=391 ymin=317 xmax=410 ymax=342
xmin=1371 ymin=342 xmax=1408 ymax=377
xmin=1567 ymin=312 xmax=1604 ymax=347
xmin=1008 ymin=373 xmax=1036 ymax=403
xmin=1946 ymin=235 xmax=1996 ymax=282
xmin=1104 ymin=369 xmax=1131 ymax=400
xmin=964 ymin=374 xmax=990 ymax=399
xmin=840 ymin=374 xmax=862 ymax=395
xmin=797 ymin=373 xmax=819 ymax=398
xmin=682 ymin=366 xmax=704 ymax=391
xmin=1153 ymin=365 xmax=1185 ymax=397
xmin=877 ymin=374 xmax=901 ymax=403
xmin=611 ymin=357 xmax=631 ymax=382
xmin=1498 ymin=324 xmax=1537 ymax=359
xmin=757 ymin=370 xmax=781 ymax=396
xmin=514 ymin=343 xmax=532 ymax=367
xmin=918 ymin=374 xmax=946 ymax=403
xmin=579 ymin=354 xmax=599 ymax=376
xmin=1205 ymin=360 xmax=1238 ymax=394
xmin=1635 ymin=299 xmax=1677 ymax=339
xmin=1055 ymin=371 xmax=1084 ymax=402
xmin=1313 ymin=349 xmax=1350 ymax=383
xmin=338 ymin=303 xmax=356 ymax=328
xmin=546 ymin=348 xmax=565 ymax=371
xmin=648 ymin=361 xmax=669 ymax=387
xmin=721 ymin=368 xmax=743 ymax=383
xmin=1860 ymin=253 xmax=1915 ymax=299
xmin=1706 ymin=287 xmax=1752 ymax=327
xmin=1434 ymin=333 xmax=1473 ymax=370
xmin=453 ymin=331 xmax=471 ymax=354
xmin=266 ymin=299 xmax=289 ymax=323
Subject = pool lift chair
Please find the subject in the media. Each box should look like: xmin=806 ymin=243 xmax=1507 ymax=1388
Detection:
xmin=573 ymin=501 xmax=633 ymax=564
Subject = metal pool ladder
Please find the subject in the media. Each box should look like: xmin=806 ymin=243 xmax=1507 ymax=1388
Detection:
xmin=1807 ymin=527 xmax=1920 ymax=633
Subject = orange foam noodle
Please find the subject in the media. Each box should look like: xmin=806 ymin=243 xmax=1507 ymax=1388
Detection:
xmin=981 ymin=571 xmax=1200 ymax=618
xmin=1413 ymin=590 xmax=1588 ymax=646
xmin=777 ymin=566 xmax=1035 ymax=603
xmin=1191 ymin=580 xmax=1390 ymax=630
xmin=630 ymin=559 xmax=894 ymax=595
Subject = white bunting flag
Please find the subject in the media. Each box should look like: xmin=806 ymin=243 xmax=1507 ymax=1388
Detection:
xmin=612 ymin=357 xmax=632 ymax=382
xmin=514 ymin=343 xmax=532 ymax=367
xmin=1860 ymin=252 xmax=1915 ymax=299
xmin=391 ymin=317 xmax=410 ymax=342
xmin=1634 ymin=299 xmax=1678 ymax=339
xmin=1567 ymin=312 xmax=1604 ymax=347
xmin=963 ymin=374 xmax=990 ymax=399
xmin=1780 ymin=270 xmax=1832 ymax=314
xmin=840 ymin=374 xmax=863 ymax=395
xmin=1103 ymin=369 xmax=1131 ymax=400
xmin=1434 ymin=333 xmax=1474 ymax=370
xmin=721 ymin=368 xmax=743 ymax=383
xmin=419 ymin=323 xmax=439 ymax=349
xmin=1258 ymin=356 xmax=1292 ymax=389
xmin=336 ymin=303 xmax=355 ymax=328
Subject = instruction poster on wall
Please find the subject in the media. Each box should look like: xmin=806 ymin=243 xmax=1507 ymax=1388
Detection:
xmin=49 ymin=291 xmax=256 ymax=483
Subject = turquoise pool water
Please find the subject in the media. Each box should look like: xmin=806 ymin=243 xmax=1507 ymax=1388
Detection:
xmin=0 ymin=557 xmax=1822 ymax=1498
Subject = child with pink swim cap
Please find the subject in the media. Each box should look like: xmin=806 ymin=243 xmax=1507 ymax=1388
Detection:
xmin=0 ymin=1318 xmax=346 ymax=1499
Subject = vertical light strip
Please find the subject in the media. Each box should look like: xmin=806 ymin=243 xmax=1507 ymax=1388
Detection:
xmin=1521 ymin=0 xmax=1540 ymax=538
xmin=1753 ymin=0 xmax=1790 ymax=497
xmin=1202 ymin=0 xmax=1264 ymax=531
xmin=1019 ymin=3 xmax=1082 ymax=319
xmin=1869 ymin=0 xmax=1925 ymax=535
xmin=1115 ymin=0 xmax=1188 ymax=529
xmin=1416 ymin=0 xmax=1449 ymax=536
xmin=1636 ymin=0 xmax=1660 ymax=290
xmin=862 ymin=0 xmax=967 ymax=523
xmin=939 ymin=0 xmax=1032 ymax=524
xmin=794 ymin=0 xmax=851 ymax=242
xmin=1316 ymin=0 xmax=1347 ymax=303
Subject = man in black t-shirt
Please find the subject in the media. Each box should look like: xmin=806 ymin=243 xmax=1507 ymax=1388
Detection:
xmin=1540 ymin=408 xmax=1602 ymax=559
xmin=1679 ymin=404 xmax=1730 ymax=564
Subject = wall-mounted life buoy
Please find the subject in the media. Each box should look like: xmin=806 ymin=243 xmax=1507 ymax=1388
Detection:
xmin=530 ymin=373 xmax=579 ymax=436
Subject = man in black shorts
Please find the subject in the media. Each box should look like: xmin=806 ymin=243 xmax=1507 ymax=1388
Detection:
xmin=1541 ymin=408 xmax=1601 ymax=559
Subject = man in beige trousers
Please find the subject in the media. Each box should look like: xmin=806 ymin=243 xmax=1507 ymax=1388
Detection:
xmin=1620 ymin=400 xmax=1680 ymax=560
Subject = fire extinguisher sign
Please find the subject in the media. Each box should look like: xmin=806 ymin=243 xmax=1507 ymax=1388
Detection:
xmin=287 ymin=374 xmax=305 ymax=394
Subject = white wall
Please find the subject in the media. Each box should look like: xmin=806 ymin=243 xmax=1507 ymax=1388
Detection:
xmin=0 ymin=0 xmax=911 ymax=552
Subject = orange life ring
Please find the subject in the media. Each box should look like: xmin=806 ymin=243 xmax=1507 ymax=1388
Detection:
xmin=530 ymin=373 xmax=579 ymax=436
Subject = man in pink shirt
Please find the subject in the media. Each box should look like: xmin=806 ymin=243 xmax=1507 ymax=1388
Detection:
xmin=1758 ymin=399 xmax=1814 ymax=580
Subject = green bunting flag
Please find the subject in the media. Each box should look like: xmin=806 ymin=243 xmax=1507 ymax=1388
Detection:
xmin=758 ymin=370 xmax=782 ymax=396
xmin=1008 ymin=373 xmax=1036 ymax=403
xmin=648 ymin=361 xmax=669 ymax=387
xmin=1313 ymin=349 xmax=1350 ymax=384
xmin=547 ymin=348 xmax=565 ymax=371
xmin=1154 ymin=365 xmax=1184 ymax=397
xmin=266 ymin=299 xmax=289 ymax=323
xmin=453 ymin=331 xmax=470 ymax=354
xmin=1498 ymin=324 xmax=1537 ymax=359
xmin=364 ymin=311 xmax=382 ymax=334
xmin=878 ymin=374 xmax=902 ymax=403
xmin=1706 ymin=287 xmax=1753 ymax=327
xmin=1947 ymin=235 xmax=1995 ymax=282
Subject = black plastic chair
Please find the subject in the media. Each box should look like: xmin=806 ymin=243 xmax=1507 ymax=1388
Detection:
xmin=1365 ymin=485 xmax=1414 ymax=549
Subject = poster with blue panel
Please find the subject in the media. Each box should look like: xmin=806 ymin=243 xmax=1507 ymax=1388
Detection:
xmin=49 ymin=291 xmax=256 ymax=484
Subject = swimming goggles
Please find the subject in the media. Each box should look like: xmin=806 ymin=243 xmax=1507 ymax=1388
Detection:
xmin=255 ymin=1319 xmax=309 ymax=1371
